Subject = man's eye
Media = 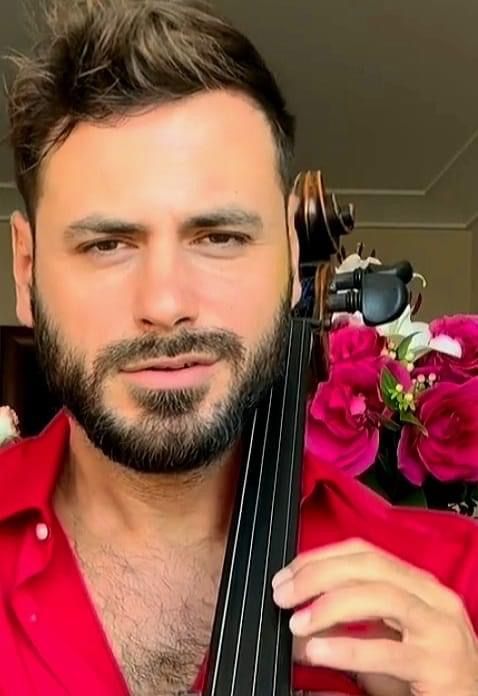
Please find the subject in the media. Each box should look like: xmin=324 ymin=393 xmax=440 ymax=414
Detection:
xmin=199 ymin=232 xmax=249 ymax=246
xmin=83 ymin=239 xmax=126 ymax=254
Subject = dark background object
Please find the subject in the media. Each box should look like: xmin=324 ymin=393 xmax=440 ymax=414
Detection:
xmin=0 ymin=326 xmax=60 ymax=436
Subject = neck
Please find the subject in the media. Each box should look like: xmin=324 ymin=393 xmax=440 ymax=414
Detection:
xmin=54 ymin=418 xmax=240 ymax=553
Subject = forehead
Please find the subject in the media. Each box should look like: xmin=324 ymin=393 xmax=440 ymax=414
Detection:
xmin=37 ymin=90 xmax=282 ymax=225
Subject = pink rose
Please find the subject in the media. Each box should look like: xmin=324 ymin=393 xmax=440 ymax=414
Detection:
xmin=398 ymin=377 xmax=478 ymax=485
xmin=330 ymin=325 xmax=385 ymax=367
xmin=415 ymin=315 xmax=478 ymax=383
xmin=306 ymin=361 xmax=385 ymax=477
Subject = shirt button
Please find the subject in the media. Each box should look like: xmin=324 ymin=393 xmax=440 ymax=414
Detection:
xmin=35 ymin=522 xmax=49 ymax=541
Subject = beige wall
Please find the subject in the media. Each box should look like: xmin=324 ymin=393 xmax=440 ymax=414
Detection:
xmin=0 ymin=219 xmax=475 ymax=325
xmin=471 ymin=222 xmax=478 ymax=314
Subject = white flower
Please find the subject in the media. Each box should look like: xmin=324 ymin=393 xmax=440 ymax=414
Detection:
xmin=378 ymin=306 xmax=430 ymax=350
xmin=428 ymin=333 xmax=463 ymax=358
xmin=0 ymin=406 xmax=20 ymax=445
xmin=377 ymin=306 xmax=462 ymax=359
xmin=336 ymin=253 xmax=382 ymax=274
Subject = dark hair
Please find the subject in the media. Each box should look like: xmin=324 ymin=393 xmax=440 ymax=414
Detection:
xmin=5 ymin=0 xmax=295 ymax=224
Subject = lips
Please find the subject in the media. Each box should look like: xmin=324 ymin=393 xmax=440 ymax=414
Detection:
xmin=151 ymin=364 xmax=193 ymax=371
xmin=121 ymin=357 xmax=216 ymax=390
xmin=147 ymin=362 xmax=197 ymax=371
xmin=121 ymin=356 xmax=216 ymax=372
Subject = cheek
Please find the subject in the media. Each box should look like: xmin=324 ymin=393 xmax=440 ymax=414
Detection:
xmin=35 ymin=255 xmax=132 ymax=359
xmin=197 ymin=253 xmax=288 ymax=341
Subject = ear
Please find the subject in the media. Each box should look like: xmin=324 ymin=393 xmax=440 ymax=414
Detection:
xmin=10 ymin=211 xmax=34 ymax=327
xmin=286 ymin=187 xmax=302 ymax=307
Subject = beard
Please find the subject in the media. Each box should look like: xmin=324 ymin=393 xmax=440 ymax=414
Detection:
xmin=31 ymin=277 xmax=292 ymax=476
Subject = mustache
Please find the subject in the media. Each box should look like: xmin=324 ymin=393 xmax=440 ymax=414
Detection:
xmin=92 ymin=328 xmax=246 ymax=378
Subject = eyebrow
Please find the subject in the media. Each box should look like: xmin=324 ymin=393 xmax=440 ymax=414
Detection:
xmin=64 ymin=216 xmax=147 ymax=240
xmin=184 ymin=208 xmax=263 ymax=231
xmin=64 ymin=206 xmax=263 ymax=239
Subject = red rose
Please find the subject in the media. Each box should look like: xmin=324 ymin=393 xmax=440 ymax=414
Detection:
xmin=330 ymin=325 xmax=386 ymax=367
xmin=306 ymin=362 xmax=385 ymax=477
xmin=398 ymin=377 xmax=478 ymax=484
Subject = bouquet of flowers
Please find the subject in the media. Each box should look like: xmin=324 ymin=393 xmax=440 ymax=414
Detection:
xmin=306 ymin=251 xmax=478 ymax=516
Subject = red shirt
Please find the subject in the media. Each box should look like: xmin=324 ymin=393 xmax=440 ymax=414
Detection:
xmin=1 ymin=410 xmax=478 ymax=695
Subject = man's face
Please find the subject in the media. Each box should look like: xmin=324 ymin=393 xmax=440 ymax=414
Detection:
xmin=12 ymin=91 xmax=301 ymax=474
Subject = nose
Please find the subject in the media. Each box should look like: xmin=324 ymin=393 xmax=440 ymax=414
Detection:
xmin=132 ymin=238 xmax=199 ymax=331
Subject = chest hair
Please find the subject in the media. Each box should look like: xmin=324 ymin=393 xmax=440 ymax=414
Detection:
xmin=72 ymin=536 xmax=220 ymax=696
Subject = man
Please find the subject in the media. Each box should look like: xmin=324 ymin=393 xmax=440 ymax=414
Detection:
xmin=2 ymin=1 xmax=478 ymax=694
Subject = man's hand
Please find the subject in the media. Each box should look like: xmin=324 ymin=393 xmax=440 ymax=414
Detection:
xmin=272 ymin=538 xmax=478 ymax=696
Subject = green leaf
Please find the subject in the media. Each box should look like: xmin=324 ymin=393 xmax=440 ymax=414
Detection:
xmin=379 ymin=367 xmax=399 ymax=411
xmin=397 ymin=333 xmax=419 ymax=361
xmin=399 ymin=411 xmax=428 ymax=435
xmin=380 ymin=365 xmax=399 ymax=391
xmin=381 ymin=391 xmax=397 ymax=412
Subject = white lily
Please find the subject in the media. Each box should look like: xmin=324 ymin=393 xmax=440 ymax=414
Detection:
xmin=428 ymin=333 xmax=463 ymax=358
xmin=377 ymin=306 xmax=462 ymax=358
xmin=335 ymin=253 xmax=382 ymax=274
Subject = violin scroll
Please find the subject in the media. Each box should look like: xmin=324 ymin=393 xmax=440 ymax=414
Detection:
xmin=293 ymin=170 xmax=354 ymax=275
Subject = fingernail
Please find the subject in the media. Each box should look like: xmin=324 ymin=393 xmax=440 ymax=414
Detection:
xmin=289 ymin=609 xmax=311 ymax=635
xmin=272 ymin=567 xmax=292 ymax=589
xmin=273 ymin=581 xmax=293 ymax=607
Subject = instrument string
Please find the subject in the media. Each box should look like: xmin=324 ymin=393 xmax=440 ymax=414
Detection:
xmin=251 ymin=324 xmax=297 ymax=695
xmin=205 ymin=407 xmax=259 ymax=694
xmin=206 ymin=324 xmax=294 ymax=695
xmin=271 ymin=320 xmax=310 ymax=695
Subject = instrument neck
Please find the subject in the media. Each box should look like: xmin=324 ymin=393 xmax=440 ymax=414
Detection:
xmin=203 ymin=318 xmax=314 ymax=696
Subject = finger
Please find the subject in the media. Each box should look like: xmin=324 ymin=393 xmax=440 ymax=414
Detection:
xmin=272 ymin=552 xmax=438 ymax=611
xmin=273 ymin=538 xmax=376 ymax=584
xmin=292 ymin=619 xmax=401 ymax=663
xmin=288 ymin=582 xmax=432 ymax=638
xmin=304 ymin=636 xmax=426 ymax=683
xmin=273 ymin=542 xmax=457 ymax=613
xmin=273 ymin=539 xmax=396 ymax=594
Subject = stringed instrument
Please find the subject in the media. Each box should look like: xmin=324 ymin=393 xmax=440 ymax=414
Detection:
xmin=202 ymin=170 xmax=413 ymax=696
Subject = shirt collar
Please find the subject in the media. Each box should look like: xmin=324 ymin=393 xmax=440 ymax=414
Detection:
xmin=0 ymin=409 xmax=357 ymax=524
xmin=0 ymin=410 xmax=70 ymax=524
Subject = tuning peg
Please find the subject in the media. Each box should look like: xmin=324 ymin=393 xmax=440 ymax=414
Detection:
xmin=367 ymin=260 xmax=413 ymax=283
xmin=327 ymin=273 xmax=409 ymax=326
xmin=330 ymin=259 xmax=414 ymax=293
xmin=330 ymin=269 xmax=363 ymax=292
